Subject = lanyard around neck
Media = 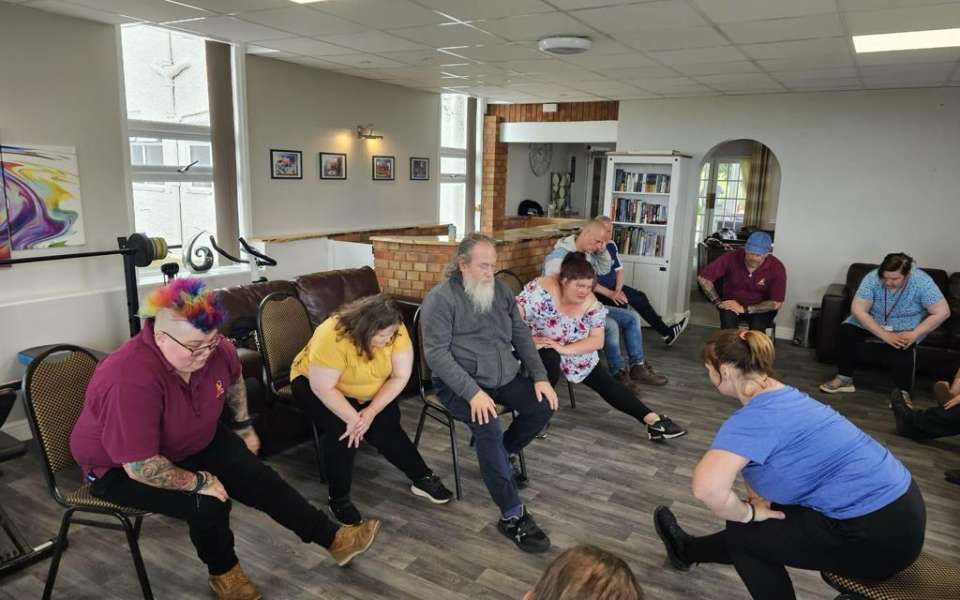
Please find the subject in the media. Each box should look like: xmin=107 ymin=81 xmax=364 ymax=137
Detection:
xmin=882 ymin=277 xmax=909 ymax=324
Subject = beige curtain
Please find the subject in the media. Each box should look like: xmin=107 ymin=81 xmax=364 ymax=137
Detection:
xmin=743 ymin=142 xmax=770 ymax=229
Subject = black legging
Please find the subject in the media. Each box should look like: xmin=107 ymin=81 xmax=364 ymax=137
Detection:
xmin=291 ymin=376 xmax=430 ymax=500
xmin=539 ymin=348 xmax=655 ymax=423
xmin=685 ymin=480 xmax=925 ymax=600
xmin=837 ymin=322 xmax=917 ymax=390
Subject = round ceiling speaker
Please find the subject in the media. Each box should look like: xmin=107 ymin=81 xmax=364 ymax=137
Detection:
xmin=538 ymin=36 xmax=592 ymax=55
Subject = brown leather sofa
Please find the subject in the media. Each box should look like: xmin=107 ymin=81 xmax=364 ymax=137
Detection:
xmin=816 ymin=263 xmax=960 ymax=380
xmin=215 ymin=267 xmax=381 ymax=456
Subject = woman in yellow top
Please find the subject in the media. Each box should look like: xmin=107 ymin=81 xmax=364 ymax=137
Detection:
xmin=291 ymin=294 xmax=452 ymax=525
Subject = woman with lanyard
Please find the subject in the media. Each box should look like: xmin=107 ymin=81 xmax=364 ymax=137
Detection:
xmin=655 ymin=329 xmax=925 ymax=600
xmin=820 ymin=252 xmax=949 ymax=397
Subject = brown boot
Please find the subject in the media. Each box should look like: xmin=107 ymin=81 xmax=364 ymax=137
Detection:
xmin=328 ymin=518 xmax=381 ymax=567
xmin=208 ymin=563 xmax=262 ymax=600
xmin=630 ymin=362 xmax=668 ymax=386
xmin=614 ymin=369 xmax=642 ymax=396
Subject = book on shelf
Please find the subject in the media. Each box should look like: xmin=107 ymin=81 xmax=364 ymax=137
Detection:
xmin=613 ymin=197 xmax=668 ymax=225
xmin=613 ymin=169 xmax=671 ymax=194
xmin=613 ymin=225 xmax=665 ymax=258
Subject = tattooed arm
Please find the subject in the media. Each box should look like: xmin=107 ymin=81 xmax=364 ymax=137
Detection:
xmin=698 ymin=275 xmax=720 ymax=305
xmin=123 ymin=456 xmax=229 ymax=501
xmin=746 ymin=300 xmax=782 ymax=314
xmin=224 ymin=377 xmax=260 ymax=454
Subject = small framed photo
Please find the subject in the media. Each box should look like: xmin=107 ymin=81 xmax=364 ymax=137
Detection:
xmin=270 ymin=149 xmax=302 ymax=179
xmin=410 ymin=157 xmax=430 ymax=181
xmin=372 ymin=155 xmax=395 ymax=181
xmin=319 ymin=152 xmax=347 ymax=180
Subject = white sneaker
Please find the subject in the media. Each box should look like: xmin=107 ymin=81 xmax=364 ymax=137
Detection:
xmin=820 ymin=377 xmax=856 ymax=394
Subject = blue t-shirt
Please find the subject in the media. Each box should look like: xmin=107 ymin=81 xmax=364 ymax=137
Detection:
xmin=711 ymin=386 xmax=911 ymax=519
xmin=596 ymin=241 xmax=622 ymax=290
xmin=844 ymin=268 xmax=943 ymax=332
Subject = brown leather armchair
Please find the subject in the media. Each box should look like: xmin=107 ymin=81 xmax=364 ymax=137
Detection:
xmin=816 ymin=263 xmax=959 ymax=380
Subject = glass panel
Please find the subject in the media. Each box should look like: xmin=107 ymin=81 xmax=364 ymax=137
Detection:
xmin=439 ymin=182 xmax=466 ymax=236
xmin=189 ymin=143 xmax=212 ymax=167
xmin=440 ymin=156 xmax=466 ymax=175
xmin=700 ymin=163 xmax=710 ymax=178
xmin=726 ymin=181 xmax=739 ymax=199
xmin=132 ymin=181 xmax=217 ymax=254
xmin=441 ymin=94 xmax=467 ymax=150
xmin=717 ymin=162 xmax=729 ymax=180
xmin=122 ymin=24 xmax=210 ymax=126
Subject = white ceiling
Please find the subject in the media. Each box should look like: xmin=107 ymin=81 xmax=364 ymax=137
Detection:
xmin=8 ymin=0 xmax=960 ymax=102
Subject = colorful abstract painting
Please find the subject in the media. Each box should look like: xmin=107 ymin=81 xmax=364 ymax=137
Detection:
xmin=0 ymin=144 xmax=86 ymax=252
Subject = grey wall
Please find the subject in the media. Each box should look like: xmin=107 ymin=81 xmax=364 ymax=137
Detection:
xmin=618 ymin=87 xmax=960 ymax=334
xmin=246 ymin=56 xmax=441 ymax=239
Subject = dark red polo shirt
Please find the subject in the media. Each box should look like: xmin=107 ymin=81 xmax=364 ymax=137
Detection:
xmin=70 ymin=320 xmax=241 ymax=477
xmin=699 ymin=249 xmax=787 ymax=307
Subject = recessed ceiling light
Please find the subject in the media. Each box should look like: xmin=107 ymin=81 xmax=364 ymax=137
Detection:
xmin=853 ymin=27 xmax=960 ymax=53
xmin=290 ymin=0 xmax=326 ymax=4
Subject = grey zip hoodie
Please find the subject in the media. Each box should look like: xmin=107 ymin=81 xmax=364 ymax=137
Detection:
xmin=420 ymin=271 xmax=547 ymax=401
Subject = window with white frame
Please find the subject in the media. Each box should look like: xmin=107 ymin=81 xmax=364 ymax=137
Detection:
xmin=121 ymin=24 xmax=217 ymax=267
xmin=439 ymin=94 xmax=468 ymax=235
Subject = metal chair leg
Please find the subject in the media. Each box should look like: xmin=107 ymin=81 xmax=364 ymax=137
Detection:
xmin=42 ymin=508 xmax=76 ymax=600
xmin=518 ymin=449 xmax=528 ymax=481
xmin=119 ymin=513 xmax=154 ymax=600
xmin=414 ymin=404 xmax=429 ymax=447
xmin=567 ymin=380 xmax=576 ymax=409
xmin=448 ymin=416 xmax=463 ymax=500
xmin=310 ymin=422 xmax=327 ymax=483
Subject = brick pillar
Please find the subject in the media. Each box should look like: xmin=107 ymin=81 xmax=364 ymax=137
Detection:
xmin=481 ymin=115 xmax=507 ymax=234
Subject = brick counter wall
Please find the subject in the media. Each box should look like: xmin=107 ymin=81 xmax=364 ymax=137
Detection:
xmin=373 ymin=236 xmax=560 ymax=301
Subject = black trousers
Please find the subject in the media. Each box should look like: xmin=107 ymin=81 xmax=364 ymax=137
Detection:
xmin=897 ymin=404 xmax=960 ymax=439
xmin=539 ymin=348 xmax=655 ymax=423
xmin=685 ymin=481 xmax=925 ymax=600
xmin=291 ymin=376 xmax=430 ymax=500
xmin=90 ymin=424 xmax=339 ymax=576
xmin=599 ymin=286 xmax=671 ymax=337
xmin=837 ymin=323 xmax=917 ymax=390
xmin=718 ymin=309 xmax=778 ymax=331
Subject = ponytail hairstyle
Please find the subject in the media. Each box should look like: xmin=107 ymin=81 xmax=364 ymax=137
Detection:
xmin=879 ymin=252 xmax=914 ymax=277
xmin=702 ymin=329 xmax=776 ymax=380
xmin=528 ymin=545 xmax=644 ymax=600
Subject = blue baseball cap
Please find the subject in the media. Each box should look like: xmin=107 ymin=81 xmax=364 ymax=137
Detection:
xmin=745 ymin=231 xmax=773 ymax=254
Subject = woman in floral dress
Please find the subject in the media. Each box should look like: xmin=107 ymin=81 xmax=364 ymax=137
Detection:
xmin=517 ymin=252 xmax=686 ymax=441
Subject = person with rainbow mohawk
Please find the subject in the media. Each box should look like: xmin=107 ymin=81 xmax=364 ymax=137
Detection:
xmin=70 ymin=278 xmax=381 ymax=600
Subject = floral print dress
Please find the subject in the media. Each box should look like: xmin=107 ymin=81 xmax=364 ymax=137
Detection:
xmin=516 ymin=278 xmax=608 ymax=383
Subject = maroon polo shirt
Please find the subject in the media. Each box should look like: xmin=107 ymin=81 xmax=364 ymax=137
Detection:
xmin=699 ymin=249 xmax=787 ymax=307
xmin=70 ymin=320 xmax=241 ymax=477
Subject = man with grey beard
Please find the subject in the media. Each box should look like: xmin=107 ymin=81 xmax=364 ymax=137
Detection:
xmin=421 ymin=234 xmax=558 ymax=553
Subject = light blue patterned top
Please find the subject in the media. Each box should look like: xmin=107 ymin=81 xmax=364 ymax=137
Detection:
xmin=844 ymin=268 xmax=943 ymax=332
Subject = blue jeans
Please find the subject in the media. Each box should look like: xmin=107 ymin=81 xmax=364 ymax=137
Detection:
xmin=435 ymin=375 xmax=553 ymax=518
xmin=604 ymin=306 xmax=645 ymax=372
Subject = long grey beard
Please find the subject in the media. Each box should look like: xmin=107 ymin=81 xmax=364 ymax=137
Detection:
xmin=464 ymin=278 xmax=495 ymax=314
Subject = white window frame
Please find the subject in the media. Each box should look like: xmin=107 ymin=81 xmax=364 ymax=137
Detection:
xmin=128 ymin=120 xmax=213 ymax=183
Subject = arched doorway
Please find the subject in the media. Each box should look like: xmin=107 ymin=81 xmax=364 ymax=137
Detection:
xmin=690 ymin=139 xmax=782 ymax=325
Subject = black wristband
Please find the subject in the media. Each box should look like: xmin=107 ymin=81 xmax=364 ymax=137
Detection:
xmin=228 ymin=417 xmax=254 ymax=431
xmin=189 ymin=471 xmax=206 ymax=495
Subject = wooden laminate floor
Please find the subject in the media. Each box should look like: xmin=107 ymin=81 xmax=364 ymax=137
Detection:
xmin=1 ymin=325 xmax=958 ymax=600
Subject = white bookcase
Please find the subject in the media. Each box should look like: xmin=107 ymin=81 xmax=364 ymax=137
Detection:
xmin=602 ymin=153 xmax=694 ymax=324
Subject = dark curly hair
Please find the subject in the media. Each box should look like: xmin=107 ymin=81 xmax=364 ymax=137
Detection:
xmin=334 ymin=293 xmax=403 ymax=360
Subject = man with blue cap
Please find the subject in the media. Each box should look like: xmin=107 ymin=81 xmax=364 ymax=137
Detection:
xmin=698 ymin=231 xmax=786 ymax=332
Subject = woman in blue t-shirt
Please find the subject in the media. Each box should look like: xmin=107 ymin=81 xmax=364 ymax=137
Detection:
xmin=653 ymin=329 xmax=925 ymax=600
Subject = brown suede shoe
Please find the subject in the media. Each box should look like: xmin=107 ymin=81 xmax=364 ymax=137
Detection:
xmin=613 ymin=370 xmax=642 ymax=396
xmin=630 ymin=362 xmax=668 ymax=386
xmin=209 ymin=564 xmax=262 ymax=600
xmin=328 ymin=518 xmax=381 ymax=567
xmin=934 ymin=381 xmax=952 ymax=407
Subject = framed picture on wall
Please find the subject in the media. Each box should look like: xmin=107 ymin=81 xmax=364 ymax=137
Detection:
xmin=372 ymin=155 xmax=395 ymax=181
xmin=410 ymin=157 xmax=429 ymax=181
xmin=270 ymin=149 xmax=302 ymax=179
xmin=319 ymin=152 xmax=347 ymax=180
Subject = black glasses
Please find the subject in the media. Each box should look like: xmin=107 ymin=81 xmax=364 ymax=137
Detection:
xmin=159 ymin=330 xmax=222 ymax=357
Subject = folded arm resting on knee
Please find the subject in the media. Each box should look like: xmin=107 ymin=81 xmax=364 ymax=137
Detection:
xmin=124 ymin=455 xmax=228 ymax=501
xmin=692 ymin=450 xmax=783 ymax=523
